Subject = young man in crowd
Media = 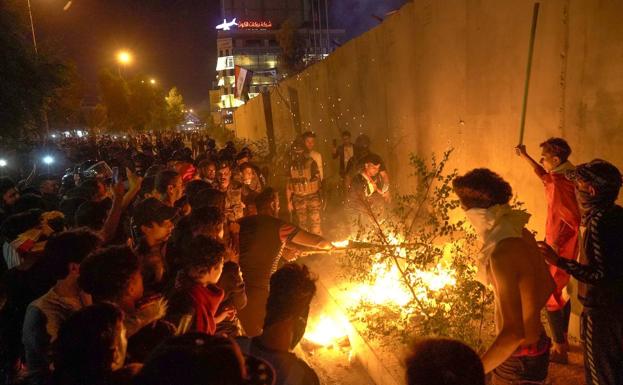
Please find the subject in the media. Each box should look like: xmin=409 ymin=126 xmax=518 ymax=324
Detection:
xmin=0 ymin=177 xmax=19 ymax=224
xmin=152 ymin=170 xmax=184 ymax=208
xmin=237 ymin=263 xmax=320 ymax=385
xmin=217 ymin=162 xmax=244 ymax=222
xmin=286 ymin=140 xmax=323 ymax=235
xmin=405 ymin=338 xmax=485 ymax=385
xmin=239 ymin=162 xmax=263 ymax=216
xmin=78 ymin=245 xmax=165 ymax=338
xmin=345 ymin=134 xmax=390 ymax=192
xmin=22 ymin=229 xmax=101 ymax=385
xmin=346 ymin=153 xmax=389 ymax=223
xmin=132 ymin=198 xmax=178 ymax=295
xmin=197 ymin=159 xmax=218 ymax=187
xmin=238 ymin=188 xmax=331 ymax=336
xmin=166 ymin=235 xmax=234 ymax=336
xmin=452 ymin=168 xmax=554 ymax=384
xmin=37 ymin=174 xmax=60 ymax=211
xmin=538 ymin=159 xmax=623 ymax=385
xmin=302 ymin=131 xmax=323 ymax=181
xmin=516 ymin=138 xmax=580 ymax=363
xmin=53 ymin=303 xmax=136 ymax=385
xmin=332 ymin=130 xmax=355 ymax=183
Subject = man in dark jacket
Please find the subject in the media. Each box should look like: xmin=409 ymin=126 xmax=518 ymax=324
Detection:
xmin=538 ymin=159 xmax=623 ymax=385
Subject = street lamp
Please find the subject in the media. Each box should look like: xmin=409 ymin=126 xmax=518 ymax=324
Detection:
xmin=116 ymin=50 xmax=133 ymax=76
xmin=0 ymin=159 xmax=7 ymax=168
xmin=117 ymin=50 xmax=132 ymax=65
xmin=43 ymin=156 xmax=54 ymax=165
xmin=150 ymin=78 xmax=156 ymax=85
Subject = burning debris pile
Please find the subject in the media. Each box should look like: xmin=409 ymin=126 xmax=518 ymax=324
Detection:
xmin=303 ymin=150 xmax=495 ymax=356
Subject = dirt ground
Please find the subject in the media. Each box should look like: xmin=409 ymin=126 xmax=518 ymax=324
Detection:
xmin=299 ymin=343 xmax=376 ymax=385
xmin=548 ymin=345 xmax=585 ymax=385
xmin=299 ymin=342 xmax=585 ymax=385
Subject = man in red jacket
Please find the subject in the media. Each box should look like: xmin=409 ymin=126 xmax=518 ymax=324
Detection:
xmin=516 ymin=138 xmax=581 ymax=363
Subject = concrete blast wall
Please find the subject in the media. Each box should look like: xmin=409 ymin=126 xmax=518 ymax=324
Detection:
xmin=233 ymin=0 xmax=623 ymax=233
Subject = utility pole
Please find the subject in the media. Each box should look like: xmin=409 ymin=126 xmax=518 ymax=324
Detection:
xmin=27 ymin=0 xmax=51 ymax=138
xmin=26 ymin=0 xmax=38 ymax=54
xmin=324 ymin=0 xmax=330 ymax=53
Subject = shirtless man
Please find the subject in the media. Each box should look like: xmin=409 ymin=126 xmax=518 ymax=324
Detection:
xmin=453 ymin=168 xmax=554 ymax=384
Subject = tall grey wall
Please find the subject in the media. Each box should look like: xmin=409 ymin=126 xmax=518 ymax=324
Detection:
xmin=233 ymin=0 xmax=623 ymax=233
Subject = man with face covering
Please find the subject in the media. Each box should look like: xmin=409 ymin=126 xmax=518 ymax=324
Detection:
xmin=236 ymin=263 xmax=320 ymax=385
xmin=452 ymin=169 xmax=554 ymax=384
xmin=538 ymin=159 xmax=623 ymax=385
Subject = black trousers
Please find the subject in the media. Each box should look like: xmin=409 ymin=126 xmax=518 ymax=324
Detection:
xmin=581 ymin=307 xmax=623 ymax=385
xmin=546 ymin=301 xmax=571 ymax=344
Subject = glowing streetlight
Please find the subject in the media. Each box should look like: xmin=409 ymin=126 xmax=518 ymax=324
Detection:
xmin=116 ymin=50 xmax=133 ymax=77
xmin=0 ymin=159 xmax=7 ymax=168
xmin=189 ymin=109 xmax=193 ymax=113
xmin=43 ymin=156 xmax=54 ymax=165
xmin=116 ymin=50 xmax=132 ymax=65
xmin=150 ymin=78 xmax=156 ymax=85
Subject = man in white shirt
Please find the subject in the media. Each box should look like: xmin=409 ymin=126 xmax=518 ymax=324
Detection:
xmin=302 ymin=132 xmax=323 ymax=181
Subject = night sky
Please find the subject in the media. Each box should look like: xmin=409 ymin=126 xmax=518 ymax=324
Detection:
xmin=32 ymin=0 xmax=407 ymax=106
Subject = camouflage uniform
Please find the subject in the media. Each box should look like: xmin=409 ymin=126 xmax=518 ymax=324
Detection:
xmin=223 ymin=181 xmax=244 ymax=221
xmin=288 ymin=155 xmax=322 ymax=235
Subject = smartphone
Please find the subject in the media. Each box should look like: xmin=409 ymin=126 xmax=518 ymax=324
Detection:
xmin=112 ymin=166 xmax=119 ymax=184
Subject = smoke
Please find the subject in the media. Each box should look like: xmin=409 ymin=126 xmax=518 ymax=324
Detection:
xmin=330 ymin=0 xmax=409 ymax=40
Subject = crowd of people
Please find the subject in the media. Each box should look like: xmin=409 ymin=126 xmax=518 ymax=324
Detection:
xmin=0 ymin=130 xmax=620 ymax=385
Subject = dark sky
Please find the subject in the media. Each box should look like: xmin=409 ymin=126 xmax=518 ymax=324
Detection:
xmin=33 ymin=0 xmax=407 ymax=106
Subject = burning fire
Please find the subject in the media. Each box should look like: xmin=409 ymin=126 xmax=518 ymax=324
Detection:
xmin=346 ymin=257 xmax=412 ymax=307
xmin=304 ymin=240 xmax=459 ymax=349
xmin=304 ymin=314 xmax=351 ymax=347
xmin=331 ymin=239 xmax=350 ymax=248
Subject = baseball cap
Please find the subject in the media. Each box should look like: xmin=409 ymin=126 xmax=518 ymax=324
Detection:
xmin=565 ymin=159 xmax=622 ymax=189
xmin=132 ymin=198 xmax=178 ymax=228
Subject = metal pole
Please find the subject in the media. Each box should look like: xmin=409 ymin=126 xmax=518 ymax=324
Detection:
xmin=27 ymin=0 xmax=51 ymax=138
xmin=518 ymin=3 xmax=540 ymax=145
xmin=310 ymin=0 xmax=317 ymax=59
xmin=26 ymin=0 xmax=38 ymax=54
xmin=324 ymin=0 xmax=330 ymax=53
xmin=317 ymin=0 xmax=324 ymax=56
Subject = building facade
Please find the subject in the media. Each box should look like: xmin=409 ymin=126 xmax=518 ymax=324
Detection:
xmin=214 ymin=0 xmax=343 ymax=125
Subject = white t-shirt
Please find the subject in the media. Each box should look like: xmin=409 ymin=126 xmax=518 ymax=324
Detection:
xmin=309 ymin=151 xmax=324 ymax=181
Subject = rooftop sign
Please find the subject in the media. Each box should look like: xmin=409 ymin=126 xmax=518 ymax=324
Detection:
xmin=216 ymin=19 xmax=273 ymax=31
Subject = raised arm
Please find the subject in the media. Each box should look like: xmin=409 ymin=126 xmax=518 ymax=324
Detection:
xmin=515 ymin=145 xmax=547 ymax=178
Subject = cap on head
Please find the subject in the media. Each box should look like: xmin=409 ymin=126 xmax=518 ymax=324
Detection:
xmin=566 ymin=159 xmax=622 ymax=188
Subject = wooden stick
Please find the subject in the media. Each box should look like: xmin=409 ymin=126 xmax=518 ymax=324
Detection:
xmin=518 ymin=3 xmax=540 ymax=145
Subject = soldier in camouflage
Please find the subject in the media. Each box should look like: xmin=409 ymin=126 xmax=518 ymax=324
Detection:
xmin=286 ymin=139 xmax=323 ymax=235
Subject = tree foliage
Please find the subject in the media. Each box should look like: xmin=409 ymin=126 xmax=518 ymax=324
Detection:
xmin=97 ymin=69 xmax=130 ymax=132
xmin=165 ymin=87 xmax=185 ymax=130
xmin=340 ymin=149 xmax=496 ymax=349
xmin=0 ymin=3 xmax=75 ymax=139
xmin=97 ymin=71 xmax=183 ymax=133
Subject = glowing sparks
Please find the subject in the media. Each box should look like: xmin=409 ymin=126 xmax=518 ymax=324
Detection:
xmin=332 ymin=240 xmax=350 ymax=248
